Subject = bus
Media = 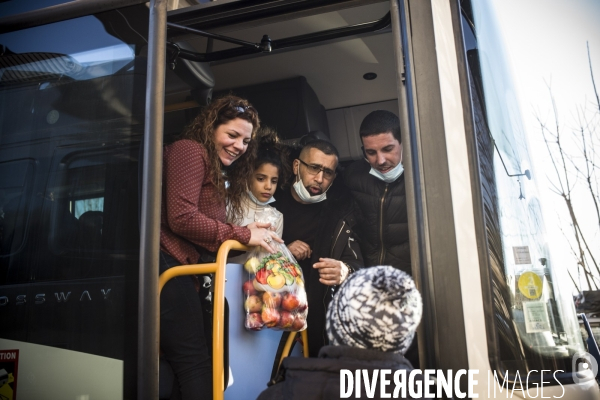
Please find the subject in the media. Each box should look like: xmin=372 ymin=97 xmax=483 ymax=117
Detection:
xmin=0 ymin=0 xmax=598 ymax=399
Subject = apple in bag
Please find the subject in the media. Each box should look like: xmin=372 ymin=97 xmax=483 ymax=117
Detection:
xmin=242 ymin=279 xmax=258 ymax=296
xmin=262 ymin=291 xmax=282 ymax=308
xmin=261 ymin=307 xmax=280 ymax=328
xmin=278 ymin=311 xmax=294 ymax=329
xmin=281 ymin=292 xmax=300 ymax=311
xmin=245 ymin=295 xmax=263 ymax=313
xmin=291 ymin=314 xmax=307 ymax=331
xmin=246 ymin=312 xmax=264 ymax=331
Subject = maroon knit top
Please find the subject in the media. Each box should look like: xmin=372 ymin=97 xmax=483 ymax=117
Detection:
xmin=160 ymin=139 xmax=251 ymax=265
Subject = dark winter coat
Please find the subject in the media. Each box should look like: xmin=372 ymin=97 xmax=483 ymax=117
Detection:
xmin=275 ymin=179 xmax=363 ymax=357
xmin=256 ymin=345 xmax=423 ymax=400
xmin=343 ymin=159 xmax=411 ymax=273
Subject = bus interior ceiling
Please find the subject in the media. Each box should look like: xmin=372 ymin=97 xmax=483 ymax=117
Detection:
xmin=164 ymin=0 xmax=398 ymax=161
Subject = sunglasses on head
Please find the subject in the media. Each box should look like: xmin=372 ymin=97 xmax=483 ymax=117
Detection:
xmin=233 ymin=105 xmax=255 ymax=114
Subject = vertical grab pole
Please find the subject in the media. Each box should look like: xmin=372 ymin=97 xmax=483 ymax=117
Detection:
xmin=138 ymin=0 xmax=167 ymax=398
xmin=156 ymin=241 xmax=249 ymax=400
xmin=212 ymin=240 xmax=250 ymax=399
xmin=212 ymin=241 xmax=234 ymax=399
xmin=390 ymin=0 xmax=432 ymax=370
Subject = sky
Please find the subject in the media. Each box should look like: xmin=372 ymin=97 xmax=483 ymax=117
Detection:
xmin=493 ymin=0 xmax=600 ymax=122
xmin=491 ymin=0 xmax=600 ymax=294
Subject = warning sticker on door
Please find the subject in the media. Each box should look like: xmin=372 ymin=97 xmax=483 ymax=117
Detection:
xmin=513 ymin=246 xmax=532 ymax=265
xmin=523 ymin=301 xmax=551 ymax=333
xmin=0 ymin=349 xmax=19 ymax=400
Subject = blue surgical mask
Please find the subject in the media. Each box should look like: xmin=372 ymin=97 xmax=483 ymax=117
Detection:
xmin=292 ymin=175 xmax=329 ymax=204
xmin=247 ymin=190 xmax=275 ymax=206
xmin=369 ymin=162 xmax=404 ymax=183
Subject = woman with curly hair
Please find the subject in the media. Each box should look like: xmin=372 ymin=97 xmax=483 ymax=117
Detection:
xmin=160 ymin=95 xmax=281 ymax=400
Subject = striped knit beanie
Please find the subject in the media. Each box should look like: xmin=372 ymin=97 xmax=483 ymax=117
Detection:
xmin=326 ymin=266 xmax=422 ymax=354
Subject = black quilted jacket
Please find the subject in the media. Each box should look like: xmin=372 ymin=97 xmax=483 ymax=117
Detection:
xmin=343 ymin=159 xmax=411 ymax=274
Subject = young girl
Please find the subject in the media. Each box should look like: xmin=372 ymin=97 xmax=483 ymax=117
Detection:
xmin=225 ymin=128 xmax=291 ymax=400
xmin=229 ymin=128 xmax=290 ymax=237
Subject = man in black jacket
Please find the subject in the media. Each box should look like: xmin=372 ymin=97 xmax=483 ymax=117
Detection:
xmin=274 ymin=139 xmax=363 ymax=357
xmin=343 ymin=110 xmax=411 ymax=274
xmin=344 ymin=111 xmax=422 ymax=367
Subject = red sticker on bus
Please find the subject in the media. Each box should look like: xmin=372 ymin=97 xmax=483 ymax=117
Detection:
xmin=0 ymin=349 xmax=19 ymax=400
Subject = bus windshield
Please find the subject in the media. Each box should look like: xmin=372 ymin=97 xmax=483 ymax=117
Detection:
xmin=465 ymin=0 xmax=586 ymax=380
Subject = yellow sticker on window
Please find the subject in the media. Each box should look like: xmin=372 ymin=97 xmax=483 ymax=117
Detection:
xmin=518 ymin=272 xmax=543 ymax=299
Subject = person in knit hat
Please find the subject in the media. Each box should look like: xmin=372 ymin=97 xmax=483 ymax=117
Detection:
xmin=257 ymin=266 xmax=424 ymax=400
xmin=326 ymin=266 xmax=422 ymax=354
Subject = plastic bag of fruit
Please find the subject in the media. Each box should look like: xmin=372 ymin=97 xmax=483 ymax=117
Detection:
xmin=242 ymin=210 xmax=308 ymax=331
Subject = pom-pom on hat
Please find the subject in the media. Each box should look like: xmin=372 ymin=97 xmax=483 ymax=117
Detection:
xmin=326 ymin=266 xmax=422 ymax=354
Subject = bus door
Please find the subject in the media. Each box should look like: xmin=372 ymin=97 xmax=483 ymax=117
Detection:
xmin=0 ymin=3 xmax=150 ymax=399
xmin=161 ymin=0 xmax=600 ymax=397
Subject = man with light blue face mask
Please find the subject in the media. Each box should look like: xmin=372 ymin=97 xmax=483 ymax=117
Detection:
xmin=344 ymin=110 xmax=411 ymax=274
xmin=274 ymin=139 xmax=363 ymax=357
xmin=343 ymin=110 xmax=419 ymax=368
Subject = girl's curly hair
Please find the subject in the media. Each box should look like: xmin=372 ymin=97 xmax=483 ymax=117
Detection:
xmin=180 ymin=95 xmax=260 ymax=223
xmin=254 ymin=127 xmax=292 ymax=189
xmin=228 ymin=127 xmax=292 ymax=224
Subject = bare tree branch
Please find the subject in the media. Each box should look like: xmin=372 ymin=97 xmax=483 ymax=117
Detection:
xmin=539 ymin=84 xmax=600 ymax=291
xmin=567 ymin=269 xmax=580 ymax=293
xmin=588 ymin=41 xmax=600 ymax=114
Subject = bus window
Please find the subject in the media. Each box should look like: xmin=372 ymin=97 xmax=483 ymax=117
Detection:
xmin=464 ymin=0 xmax=586 ymax=381
xmin=0 ymin=159 xmax=34 ymax=258
xmin=0 ymin=8 xmax=147 ymax=398
xmin=72 ymin=197 xmax=104 ymax=219
xmin=48 ymin=146 xmax=140 ymax=259
xmin=0 ymin=0 xmax=72 ymax=19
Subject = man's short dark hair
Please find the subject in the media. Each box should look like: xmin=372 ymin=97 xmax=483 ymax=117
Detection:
xmin=359 ymin=110 xmax=401 ymax=143
xmin=299 ymin=139 xmax=339 ymax=160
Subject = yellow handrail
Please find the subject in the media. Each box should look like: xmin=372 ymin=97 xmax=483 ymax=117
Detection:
xmin=277 ymin=330 xmax=310 ymax=370
xmin=158 ymin=240 xmax=250 ymax=400
xmin=158 ymin=240 xmax=309 ymax=399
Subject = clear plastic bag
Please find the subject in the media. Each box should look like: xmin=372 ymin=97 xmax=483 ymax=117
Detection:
xmin=242 ymin=209 xmax=308 ymax=331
